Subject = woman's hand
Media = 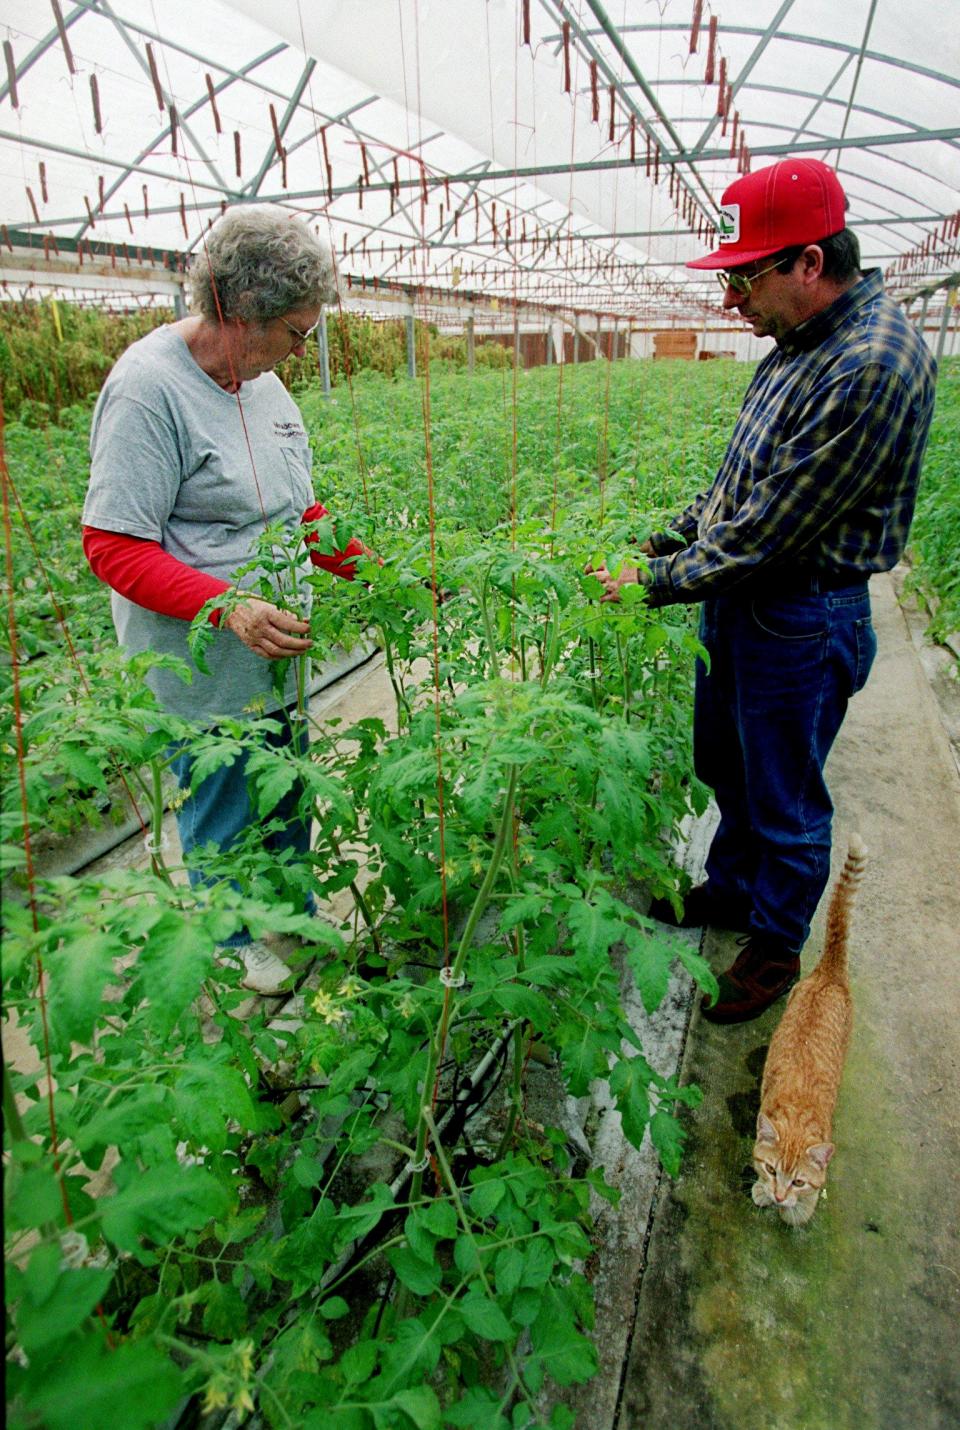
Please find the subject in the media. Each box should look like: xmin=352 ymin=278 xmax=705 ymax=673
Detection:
xmin=224 ymin=598 xmax=312 ymax=659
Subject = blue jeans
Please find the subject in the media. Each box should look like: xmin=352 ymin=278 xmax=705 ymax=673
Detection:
xmin=694 ymin=582 xmax=877 ymax=949
xmin=170 ymin=709 xmax=314 ymax=948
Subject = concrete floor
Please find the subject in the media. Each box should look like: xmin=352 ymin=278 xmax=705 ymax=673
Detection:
xmin=619 ymin=573 xmax=960 ymax=1430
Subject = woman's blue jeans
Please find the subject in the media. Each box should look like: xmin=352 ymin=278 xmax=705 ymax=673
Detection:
xmin=170 ymin=710 xmax=313 ymax=948
xmin=694 ymin=581 xmax=877 ymax=950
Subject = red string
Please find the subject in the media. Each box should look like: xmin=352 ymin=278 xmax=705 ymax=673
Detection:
xmin=404 ymin=0 xmax=452 ymax=1149
xmin=292 ymin=0 xmax=372 ymax=521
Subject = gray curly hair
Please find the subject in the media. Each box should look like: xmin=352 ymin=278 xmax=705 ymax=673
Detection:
xmin=187 ymin=205 xmax=338 ymax=322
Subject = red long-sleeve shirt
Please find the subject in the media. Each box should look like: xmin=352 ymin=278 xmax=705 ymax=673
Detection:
xmin=82 ymin=502 xmax=368 ymax=626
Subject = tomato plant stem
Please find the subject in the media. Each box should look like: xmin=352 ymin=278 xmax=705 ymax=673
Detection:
xmin=411 ymin=763 xmax=518 ymax=1201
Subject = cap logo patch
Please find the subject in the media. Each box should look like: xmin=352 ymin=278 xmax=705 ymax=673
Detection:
xmin=717 ymin=203 xmax=740 ymax=243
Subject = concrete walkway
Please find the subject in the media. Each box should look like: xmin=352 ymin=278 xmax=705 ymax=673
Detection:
xmin=619 ymin=573 xmax=960 ymax=1430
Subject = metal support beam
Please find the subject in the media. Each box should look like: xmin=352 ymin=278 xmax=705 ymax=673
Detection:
xmin=935 ymin=292 xmax=954 ymax=363
xmin=273 ymin=127 xmax=960 ymax=188
xmin=828 ymin=0 xmax=881 ymax=175
xmin=917 ymin=294 xmax=931 ymax=334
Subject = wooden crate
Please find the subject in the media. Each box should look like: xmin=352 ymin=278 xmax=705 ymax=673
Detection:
xmin=653 ymin=329 xmax=698 ymax=359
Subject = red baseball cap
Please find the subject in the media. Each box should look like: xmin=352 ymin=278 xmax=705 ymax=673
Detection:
xmin=687 ymin=158 xmax=847 ymax=270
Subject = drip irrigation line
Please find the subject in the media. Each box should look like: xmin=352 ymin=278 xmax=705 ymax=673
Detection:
xmin=308 ymin=1021 xmax=519 ymax=1304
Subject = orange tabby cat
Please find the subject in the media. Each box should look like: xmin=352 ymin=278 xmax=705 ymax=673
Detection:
xmin=751 ymin=834 xmax=867 ymax=1226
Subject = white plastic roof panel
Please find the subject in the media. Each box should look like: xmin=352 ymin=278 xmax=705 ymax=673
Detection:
xmin=1 ymin=0 xmax=957 ymax=325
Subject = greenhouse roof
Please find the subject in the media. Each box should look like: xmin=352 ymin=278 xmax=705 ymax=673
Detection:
xmin=1 ymin=0 xmax=958 ymax=325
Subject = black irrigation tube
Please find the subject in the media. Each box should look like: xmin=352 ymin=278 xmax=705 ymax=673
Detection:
xmin=164 ymin=1020 xmax=521 ymax=1430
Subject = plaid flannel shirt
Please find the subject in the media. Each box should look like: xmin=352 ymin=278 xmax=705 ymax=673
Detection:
xmin=644 ymin=270 xmax=937 ymax=607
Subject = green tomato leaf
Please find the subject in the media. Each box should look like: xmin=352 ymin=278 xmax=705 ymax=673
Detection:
xmin=565 ymin=895 xmax=620 ymax=965
xmin=420 ymin=1198 xmax=457 ymax=1239
xmin=44 ymin=931 xmax=122 ymax=1048
xmin=15 ymin=1263 xmax=115 ymax=1353
xmin=609 ymin=1056 xmax=652 ymax=1151
xmin=491 ymin=983 xmax=552 ymax=1028
xmin=387 ymin=1245 xmax=442 ymax=1297
xmin=676 ymin=942 xmax=720 ymax=1001
xmin=199 ymin=1278 xmax=247 ymax=1339
xmin=340 ymin=1338 xmax=378 ymax=1385
xmin=529 ymin=1286 xmax=598 ymax=1386
xmin=459 ymin=1293 xmax=514 ymax=1342
xmin=75 ymin=1087 xmax=169 ymax=1157
xmin=445 ymin=1387 xmax=509 ymax=1429
xmin=101 ymin=1163 xmax=231 ymax=1257
xmin=24 ymin=1333 xmax=182 ymax=1430
xmin=624 ymin=927 xmax=674 ymax=1014
xmin=469 ymin=1177 xmax=506 ymax=1219
xmin=494 ymin=1245 xmax=524 ymax=1297
xmin=7 ymin=1165 xmax=65 ymax=1232
xmin=650 ymin=1108 xmax=687 ymax=1177
xmin=520 ymin=1237 xmax=556 ymax=1289
xmin=134 ymin=911 xmax=216 ymax=1038
xmin=498 ymin=892 xmax=547 ymax=933
xmin=390 ymin=1385 xmax=443 ymax=1429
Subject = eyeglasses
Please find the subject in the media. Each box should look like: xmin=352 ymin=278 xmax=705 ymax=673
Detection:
xmin=716 ymin=258 xmax=783 ymax=297
xmin=279 ymin=315 xmax=320 ymax=346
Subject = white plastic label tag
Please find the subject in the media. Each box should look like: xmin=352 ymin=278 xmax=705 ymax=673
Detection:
xmin=717 ymin=203 xmax=740 ymax=243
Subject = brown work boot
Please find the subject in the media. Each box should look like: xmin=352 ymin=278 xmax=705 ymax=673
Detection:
xmin=648 ymin=882 xmax=751 ymax=932
xmin=700 ymin=935 xmax=800 ymax=1025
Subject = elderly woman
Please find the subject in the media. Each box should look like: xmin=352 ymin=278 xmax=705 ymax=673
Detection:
xmin=82 ymin=206 xmax=365 ymax=994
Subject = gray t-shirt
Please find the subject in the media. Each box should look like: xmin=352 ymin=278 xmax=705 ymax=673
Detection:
xmin=84 ymin=325 xmax=313 ymax=721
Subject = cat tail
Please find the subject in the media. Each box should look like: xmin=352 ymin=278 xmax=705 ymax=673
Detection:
xmin=818 ymin=834 xmax=868 ymax=978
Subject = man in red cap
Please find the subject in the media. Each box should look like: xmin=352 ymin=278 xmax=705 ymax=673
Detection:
xmin=591 ymin=157 xmax=936 ymax=1023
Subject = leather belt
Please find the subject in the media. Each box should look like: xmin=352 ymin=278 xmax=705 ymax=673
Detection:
xmin=761 ymin=568 xmax=869 ymax=595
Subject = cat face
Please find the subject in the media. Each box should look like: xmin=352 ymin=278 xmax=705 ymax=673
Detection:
xmin=751 ymin=1113 xmax=833 ymax=1226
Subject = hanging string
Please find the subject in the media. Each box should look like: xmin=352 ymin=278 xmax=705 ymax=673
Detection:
xmin=406 ymin=0 xmax=454 ymax=1168
xmin=147 ymin=19 xmax=281 ymax=598
xmin=292 ymin=0 xmax=372 ymax=521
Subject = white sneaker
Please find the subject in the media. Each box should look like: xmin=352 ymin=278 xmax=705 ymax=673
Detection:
xmin=218 ymin=940 xmax=292 ymax=996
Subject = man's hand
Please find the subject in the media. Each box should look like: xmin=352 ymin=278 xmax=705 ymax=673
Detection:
xmin=637 ymin=538 xmax=656 ymax=558
xmin=224 ymin=598 xmax=312 ymax=659
xmin=584 ymin=559 xmax=648 ymax=603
